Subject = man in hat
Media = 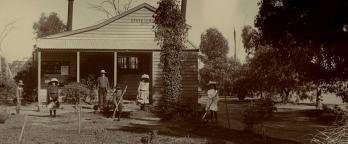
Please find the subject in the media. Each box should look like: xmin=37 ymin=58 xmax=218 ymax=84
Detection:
xmin=137 ymin=74 xmax=150 ymax=110
xmin=47 ymin=78 xmax=59 ymax=117
xmin=97 ymin=70 xmax=110 ymax=110
xmin=15 ymin=80 xmax=24 ymax=114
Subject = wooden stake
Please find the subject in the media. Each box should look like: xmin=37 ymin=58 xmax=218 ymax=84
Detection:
xmin=78 ymin=105 xmax=81 ymax=134
xmin=18 ymin=115 xmax=27 ymax=144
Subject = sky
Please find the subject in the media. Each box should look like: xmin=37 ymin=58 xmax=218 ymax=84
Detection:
xmin=0 ymin=0 xmax=259 ymax=62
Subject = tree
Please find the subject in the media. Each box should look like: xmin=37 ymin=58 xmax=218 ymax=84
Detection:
xmin=255 ymin=0 xmax=348 ymax=81
xmin=153 ymin=0 xmax=187 ymax=119
xmin=14 ymin=60 xmax=37 ymax=103
xmin=90 ymin=0 xmax=135 ymax=19
xmin=240 ymin=25 xmax=301 ymax=103
xmin=33 ymin=12 xmax=67 ymax=38
xmin=199 ymin=28 xmax=229 ymax=93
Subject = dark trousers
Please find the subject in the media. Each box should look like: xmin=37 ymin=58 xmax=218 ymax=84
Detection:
xmin=98 ymin=88 xmax=107 ymax=108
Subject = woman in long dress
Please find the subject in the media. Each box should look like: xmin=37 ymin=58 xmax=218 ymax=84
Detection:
xmin=47 ymin=78 xmax=59 ymax=117
xmin=205 ymin=81 xmax=219 ymax=122
xmin=137 ymin=74 xmax=150 ymax=110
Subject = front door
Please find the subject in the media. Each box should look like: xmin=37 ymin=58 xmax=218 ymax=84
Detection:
xmin=117 ymin=52 xmax=152 ymax=100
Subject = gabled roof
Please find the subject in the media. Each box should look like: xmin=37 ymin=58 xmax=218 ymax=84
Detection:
xmin=43 ymin=3 xmax=156 ymax=39
xmin=36 ymin=3 xmax=198 ymax=51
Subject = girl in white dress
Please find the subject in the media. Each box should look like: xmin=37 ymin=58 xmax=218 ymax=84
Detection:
xmin=205 ymin=81 xmax=219 ymax=122
xmin=137 ymin=74 xmax=150 ymax=110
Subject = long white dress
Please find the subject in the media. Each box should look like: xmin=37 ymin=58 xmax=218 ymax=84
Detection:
xmin=206 ymin=89 xmax=219 ymax=111
xmin=137 ymin=81 xmax=149 ymax=104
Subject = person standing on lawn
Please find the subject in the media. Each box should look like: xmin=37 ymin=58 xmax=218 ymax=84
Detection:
xmin=206 ymin=81 xmax=219 ymax=122
xmin=47 ymin=78 xmax=60 ymax=117
xmin=112 ymin=85 xmax=123 ymax=121
xmin=97 ymin=70 xmax=110 ymax=110
xmin=15 ymin=80 xmax=24 ymax=114
xmin=137 ymin=74 xmax=150 ymax=110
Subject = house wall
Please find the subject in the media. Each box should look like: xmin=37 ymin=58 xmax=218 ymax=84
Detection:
xmin=152 ymin=51 xmax=199 ymax=111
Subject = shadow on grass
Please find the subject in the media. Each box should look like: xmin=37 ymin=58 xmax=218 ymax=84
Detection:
xmin=113 ymin=120 xmax=300 ymax=144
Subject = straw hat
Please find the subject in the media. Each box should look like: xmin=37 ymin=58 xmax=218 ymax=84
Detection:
xmin=18 ymin=80 xmax=24 ymax=86
xmin=141 ymin=74 xmax=150 ymax=79
xmin=100 ymin=70 xmax=107 ymax=74
xmin=49 ymin=78 xmax=59 ymax=84
xmin=208 ymin=81 xmax=217 ymax=85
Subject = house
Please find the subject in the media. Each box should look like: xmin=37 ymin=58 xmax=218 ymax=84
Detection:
xmin=35 ymin=2 xmax=199 ymax=111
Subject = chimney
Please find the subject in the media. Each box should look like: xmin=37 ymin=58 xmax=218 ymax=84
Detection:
xmin=67 ymin=0 xmax=74 ymax=31
xmin=181 ymin=0 xmax=187 ymax=20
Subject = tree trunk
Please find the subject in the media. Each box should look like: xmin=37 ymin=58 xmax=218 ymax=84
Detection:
xmin=316 ymin=89 xmax=322 ymax=110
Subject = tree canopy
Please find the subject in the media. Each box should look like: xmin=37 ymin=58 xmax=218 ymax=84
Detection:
xmin=199 ymin=28 xmax=229 ymax=90
xmin=255 ymin=0 xmax=348 ymax=81
xmin=33 ymin=12 xmax=67 ymax=38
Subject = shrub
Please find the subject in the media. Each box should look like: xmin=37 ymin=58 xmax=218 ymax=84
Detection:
xmin=61 ymin=82 xmax=89 ymax=105
xmin=0 ymin=76 xmax=16 ymax=105
xmin=242 ymin=98 xmax=277 ymax=132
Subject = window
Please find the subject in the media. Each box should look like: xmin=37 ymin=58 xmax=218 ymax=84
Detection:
xmin=42 ymin=61 xmax=70 ymax=74
xmin=117 ymin=56 xmax=138 ymax=70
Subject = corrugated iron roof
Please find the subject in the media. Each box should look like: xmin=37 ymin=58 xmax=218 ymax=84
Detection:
xmin=37 ymin=38 xmax=197 ymax=50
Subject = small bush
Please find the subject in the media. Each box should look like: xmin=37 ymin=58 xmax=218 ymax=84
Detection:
xmin=61 ymin=82 xmax=89 ymax=105
xmin=242 ymin=98 xmax=277 ymax=132
xmin=0 ymin=76 xmax=16 ymax=105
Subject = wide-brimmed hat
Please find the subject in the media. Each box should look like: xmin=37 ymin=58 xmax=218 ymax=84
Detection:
xmin=141 ymin=74 xmax=150 ymax=79
xmin=208 ymin=81 xmax=217 ymax=85
xmin=49 ymin=78 xmax=59 ymax=84
xmin=18 ymin=80 xmax=24 ymax=86
xmin=100 ymin=70 xmax=107 ymax=74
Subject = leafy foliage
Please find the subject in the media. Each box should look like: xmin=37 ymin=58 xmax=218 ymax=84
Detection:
xmin=14 ymin=59 xmax=37 ymax=103
xmin=242 ymin=98 xmax=277 ymax=132
xmin=255 ymin=0 xmax=348 ymax=81
xmin=153 ymin=0 xmax=187 ymax=118
xmin=0 ymin=75 xmax=16 ymax=104
xmin=33 ymin=12 xmax=67 ymax=38
xmin=199 ymin=28 xmax=229 ymax=93
xmin=61 ymin=82 xmax=89 ymax=105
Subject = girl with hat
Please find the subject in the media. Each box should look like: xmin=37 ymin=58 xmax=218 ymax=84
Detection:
xmin=137 ymin=74 xmax=150 ymax=110
xmin=47 ymin=78 xmax=60 ymax=117
xmin=15 ymin=80 xmax=24 ymax=114
xmin=206 ymin=81 xmax=219 ymax=122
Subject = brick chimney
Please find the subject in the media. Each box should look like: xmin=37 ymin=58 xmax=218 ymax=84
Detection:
xmin=181 ymin=0 xmax=187 ymax=20
xmin=67 ymin=0 xmax=74 ymax=31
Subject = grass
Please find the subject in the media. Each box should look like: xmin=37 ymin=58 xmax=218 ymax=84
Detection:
xmin=0 ymin=101 xmax=336 ymax=144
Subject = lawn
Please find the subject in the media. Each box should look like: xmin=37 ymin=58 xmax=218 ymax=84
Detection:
xmin=0 ymin=101 xmax=334 ymax=144
xmin=216 ymin=100 xmax=332 ymax=144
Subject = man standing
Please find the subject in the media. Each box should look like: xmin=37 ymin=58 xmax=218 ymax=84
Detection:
xmin=97 ymin=70 xmax=109 ymax=110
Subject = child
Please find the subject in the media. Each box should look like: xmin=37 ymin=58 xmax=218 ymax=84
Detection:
xmin=206 ymin=81 xmax=219 ymax=122
xmin=15 ymin=80 xmax=24 ymax=114
xmin=47 ymin=78 xmax=59 ymax=117
xmin=137 ymin=74 xmax=150 ymax=110
xmin=112 ymin=85 xmax=123 ymax=121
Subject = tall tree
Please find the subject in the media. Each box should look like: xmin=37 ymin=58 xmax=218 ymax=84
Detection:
xmin=153 ymin=0 xmax=187 ymax=118
xmin=255 ymin=0 xmax=348 ymax=81
xmin=199 ymin=28 xmax=229 ymax=92
xmin=89 ymin=0 xmax=135 ymax=19
xmin=241 ymin=25 xmax=301 ymax=102
xmin=33 ymin=12 xmax=67 ymax=38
